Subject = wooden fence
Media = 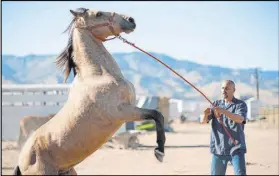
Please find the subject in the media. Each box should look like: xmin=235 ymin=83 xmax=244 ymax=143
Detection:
xmin=259 ymin=106 xmax=279 ymax=128
xmin=2 ymin=84 xmax=183 ymax=140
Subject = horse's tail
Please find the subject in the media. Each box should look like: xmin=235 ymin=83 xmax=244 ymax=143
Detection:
xmin=13 ymin=165 xmax=21 ymax=175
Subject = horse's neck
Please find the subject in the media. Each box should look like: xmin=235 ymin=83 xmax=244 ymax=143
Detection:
xmin=72 ymin=29 xmax=124 ymax=80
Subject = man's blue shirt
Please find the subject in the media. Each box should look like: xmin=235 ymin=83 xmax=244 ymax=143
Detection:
xmin=208 ymin=97 xmax=248 ymax=156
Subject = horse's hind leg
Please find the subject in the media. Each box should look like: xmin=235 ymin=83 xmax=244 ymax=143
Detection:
xmin=117 ymin=103 xmax=166 ymax=162
xmin=18 ymin=149 xmax=59 ymax=175
xmin=20 ymin=164 xmax=58 ymax=175
xmin=59 ymin=168 xmax=77 ymax=175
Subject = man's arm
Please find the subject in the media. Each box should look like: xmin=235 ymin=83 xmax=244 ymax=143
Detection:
xmin=214 ymin=102 xmax=247 ymax=124
xmin=201 ymin=101 xmax=218 ymax=124
xmin=201 ymin=108 xmax=211 ymax=124
xmin=201 ymin=101 xmax=220 ymax=124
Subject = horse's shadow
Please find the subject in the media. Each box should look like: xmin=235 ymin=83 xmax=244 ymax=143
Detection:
xmin=136 ymin=144 xmax=209 ymax=150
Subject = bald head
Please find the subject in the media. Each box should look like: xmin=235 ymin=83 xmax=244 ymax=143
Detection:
xmin=221 ymin=80 xmax=235 ymax=101
xmin=223 ymin=80 xmax=235 ymax=89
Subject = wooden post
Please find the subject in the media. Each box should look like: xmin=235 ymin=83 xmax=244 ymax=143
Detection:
xmin=157 ymin=96 xmax=170 ymax=127
xmin=255 ymin=68 xmax=260 ymax=100
xmin=275 ymin=108 xmax=279 ymax=128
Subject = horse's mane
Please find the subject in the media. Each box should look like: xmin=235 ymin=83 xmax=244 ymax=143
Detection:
xmin=56 ymin=8 xmax=89 ymax=83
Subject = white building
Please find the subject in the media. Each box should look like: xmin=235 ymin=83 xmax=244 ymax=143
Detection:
xmin=245 ymin=97 xmax=263 ymax=121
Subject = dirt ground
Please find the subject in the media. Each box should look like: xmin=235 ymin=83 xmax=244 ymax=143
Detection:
xmin=1 ymin=121 xmax=278 ymax=175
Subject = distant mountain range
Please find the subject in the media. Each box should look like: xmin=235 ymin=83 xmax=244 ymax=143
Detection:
xmin=2 ymin=52 xmax=278 ymax=104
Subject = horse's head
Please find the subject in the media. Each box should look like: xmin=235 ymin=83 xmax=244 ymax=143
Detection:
xmin=57 ymin=8 xmax=136 ymax=83
xmin=70 ymin=8 xmax=136 ymax=40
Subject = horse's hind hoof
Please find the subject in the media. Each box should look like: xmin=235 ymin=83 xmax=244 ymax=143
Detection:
xmin=154 ymin=149 xmax=164 ymax=162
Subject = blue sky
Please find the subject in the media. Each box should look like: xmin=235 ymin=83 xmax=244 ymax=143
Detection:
xmin=2 ymin=1 xmax=278 ymax=71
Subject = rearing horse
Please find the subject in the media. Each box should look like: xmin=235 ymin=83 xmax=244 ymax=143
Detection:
xmin=13 ymin=8 xmax=165 ymax=175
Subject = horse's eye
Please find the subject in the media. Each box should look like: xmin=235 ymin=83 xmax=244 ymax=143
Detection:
xmin=96 ymin=12 xmax=102 ymax=17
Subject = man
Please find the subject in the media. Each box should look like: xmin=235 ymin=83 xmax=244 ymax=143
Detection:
xmin=201 ymin=80 xmax=248 ymax=175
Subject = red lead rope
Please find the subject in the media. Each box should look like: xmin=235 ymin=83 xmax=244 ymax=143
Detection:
xmin=79 ymin=13 xmax=238 ymax=146
xmin=117 ymin=35 xmax=238 ymax=145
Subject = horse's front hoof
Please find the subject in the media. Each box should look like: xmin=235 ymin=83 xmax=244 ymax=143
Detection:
xmin=154 ymin=149 xmax=164 ymax=162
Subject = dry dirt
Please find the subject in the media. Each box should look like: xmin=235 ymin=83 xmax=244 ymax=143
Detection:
xmin=1 ymin=121 xmax=278 ymax=175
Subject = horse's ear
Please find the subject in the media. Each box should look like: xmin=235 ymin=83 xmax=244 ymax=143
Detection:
xmin=70 ymin=9 xmax=82 ymax=17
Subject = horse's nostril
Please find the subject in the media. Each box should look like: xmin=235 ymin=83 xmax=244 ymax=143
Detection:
xmin=128 ymin=17 xmax=135 ymax=23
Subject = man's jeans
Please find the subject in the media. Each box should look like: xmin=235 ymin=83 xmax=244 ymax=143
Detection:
xmin=211 ymin=153 xmax=246 ymax=175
